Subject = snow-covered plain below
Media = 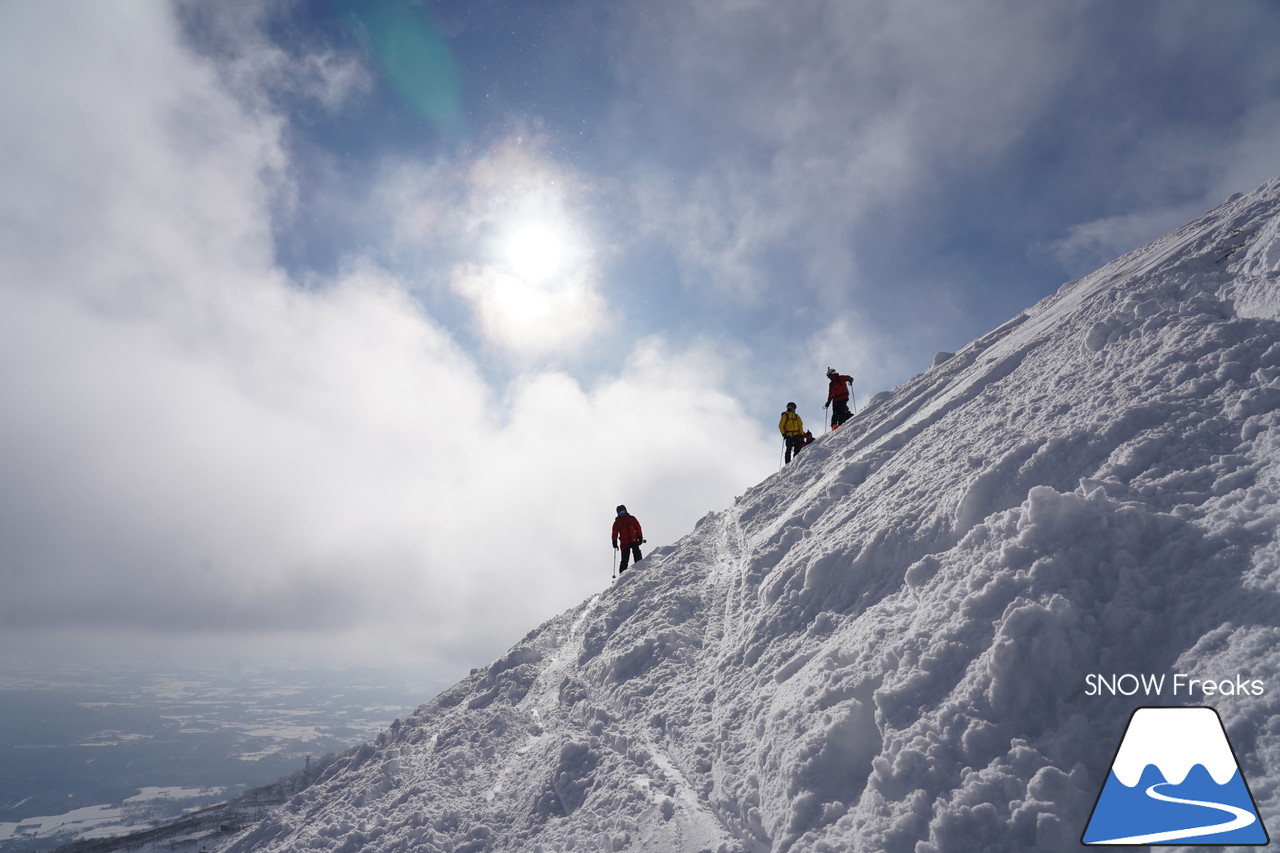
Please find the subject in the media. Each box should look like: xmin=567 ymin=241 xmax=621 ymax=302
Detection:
xmin=0 ymin=788 xmax=222 ymax=847
xmin=226 ymin=177 xmax=1280 ymax=852
xmin=0 ymin=663 xmax=426 ymax=853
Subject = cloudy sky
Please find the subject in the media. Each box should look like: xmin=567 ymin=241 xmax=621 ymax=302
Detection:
xmin=2 ymin=0 xmax=1279 ymax=686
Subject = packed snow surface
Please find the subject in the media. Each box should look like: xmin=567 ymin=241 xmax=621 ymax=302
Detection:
xmin=226 ymin=177 xmax=1280 ymax=852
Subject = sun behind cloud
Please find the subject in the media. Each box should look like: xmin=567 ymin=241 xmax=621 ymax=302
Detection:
xmin=497 ymin=218 xmax=580 ymax=284
xmin=449 ymin=141 xmax=609 ymax=357
xmin=452 ymin=262 xmax=606 ymax=357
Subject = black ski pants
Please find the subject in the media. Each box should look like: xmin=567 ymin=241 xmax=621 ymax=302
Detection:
xmin=831 ymin=398 xmax=852 ymax=428
xmin=784 ymin=434 xmax=806 ymax=463
xmin=618 ymin=544 xmax=642 ymax=573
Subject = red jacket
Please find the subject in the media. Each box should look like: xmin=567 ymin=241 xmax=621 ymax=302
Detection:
xmin=612 ymin=513 xmax=643 ymax=548
xmin=827 ymin=373 xmax=853 ymax=403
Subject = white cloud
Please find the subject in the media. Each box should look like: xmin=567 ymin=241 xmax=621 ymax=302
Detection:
xmin=609 ymin=0 xmax=1280 ymax=361
xmin=1045 ymin=205 xmax=1205 ymax=277
xmin=0 ymin=1 xmax=776 ymax=673
xmin=0 ymin=4 xmax=286 ymax=329
xmin=612 ymin=0 xmax=1076 ymax=299
xmin=1049 ymin=99 xmax=1280 ymax=276
xmin=630 ymin=166 xmax=786 ymax=301
xmin=1207 ymin=99 xmax=1280 ymax=206
xmin=178 ymin=1 xmax=373 ymax=114
xmin=452 ymin=264 xmax=608 ymax=356
xmin=0 ymin=265 xmax=775 ymax=668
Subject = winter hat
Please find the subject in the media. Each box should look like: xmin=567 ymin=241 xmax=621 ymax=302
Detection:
xmin=616 ymin=505 xmax=627 ymax=514
xmin=786 ymin=402 xmax=797 ymax=409
xmin=826 ymin=367 xmax=836 ymax=376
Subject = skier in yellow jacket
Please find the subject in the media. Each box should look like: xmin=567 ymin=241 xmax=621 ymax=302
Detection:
xmin=778 ymin=402 xmax=807 ymax=464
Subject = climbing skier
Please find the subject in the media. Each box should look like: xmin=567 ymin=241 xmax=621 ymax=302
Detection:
xmin=778 ymin=402 xmax=807 ymax=463
xmin=611 ymin=505 xmax=645 ymax=575
xmin=824 ymin=368 xmax=854 ymax=429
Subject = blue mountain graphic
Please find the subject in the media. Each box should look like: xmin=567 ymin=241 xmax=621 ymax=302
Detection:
xmin=1084 ymin=763 xmax=1269 ymax=845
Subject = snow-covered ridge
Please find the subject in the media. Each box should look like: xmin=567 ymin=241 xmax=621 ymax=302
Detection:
xmin=1110 ymin=707 xmax=1240 ymax=787
xmin=225 ymin=176 xmax=1280 ymax=852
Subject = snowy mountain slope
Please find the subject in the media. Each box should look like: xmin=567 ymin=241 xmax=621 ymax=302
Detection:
xmin=225 ymin=176 xmax=1280 ymax=853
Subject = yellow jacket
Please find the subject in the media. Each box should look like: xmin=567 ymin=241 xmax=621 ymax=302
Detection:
xmin=779 ymin=410 xmax=804 ymax=436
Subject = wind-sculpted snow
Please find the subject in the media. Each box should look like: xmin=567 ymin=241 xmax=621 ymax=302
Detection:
xmin=224 ymin=177 xmax=1280 ymax=852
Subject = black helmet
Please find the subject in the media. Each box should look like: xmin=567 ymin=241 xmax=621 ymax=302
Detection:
xmin=616 ymin=505 xmax=627 ymax=514
xmin=786 ymin=402 xmax=797 ymax=409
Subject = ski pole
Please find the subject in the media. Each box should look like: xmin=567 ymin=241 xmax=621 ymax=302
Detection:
xmin=611 ymin=547 xmax=618 ymax=581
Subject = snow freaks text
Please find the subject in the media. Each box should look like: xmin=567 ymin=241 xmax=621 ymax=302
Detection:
xmin=1084 ymin=673 xmax=1267 ymax=698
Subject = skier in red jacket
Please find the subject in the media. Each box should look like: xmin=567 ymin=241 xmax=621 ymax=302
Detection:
xmin=612 ymin=505 xmax=645 ymax=575
xmin=824 ymin=367 xmax=855 ymax=429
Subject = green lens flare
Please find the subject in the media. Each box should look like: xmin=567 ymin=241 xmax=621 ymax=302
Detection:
xmin=338 ymin=0 xmax=462 ymax=132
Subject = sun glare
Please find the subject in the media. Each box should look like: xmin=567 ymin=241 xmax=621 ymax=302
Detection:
xmin=462 ymin=176 xmax=605 ymax=353
xmin=497 ymin=218 xmax=579 ymax=284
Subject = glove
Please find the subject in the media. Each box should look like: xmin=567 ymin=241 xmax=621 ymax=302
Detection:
xmin=823 ymin=400 xmax=830 ymax=409
xmin=613 ymin=543 xmax=619 ymax=550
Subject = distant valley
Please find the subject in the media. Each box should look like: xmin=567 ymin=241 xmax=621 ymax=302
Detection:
xmin=0 ymin=661 xmax=439 ymax=853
